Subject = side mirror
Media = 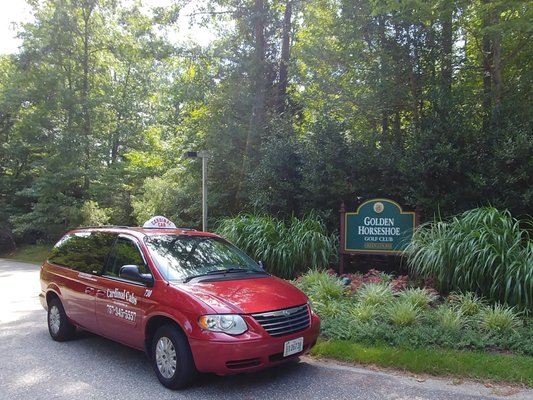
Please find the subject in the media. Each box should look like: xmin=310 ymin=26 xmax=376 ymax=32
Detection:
xmin=119 ymin=265 xmax=154 ymax=286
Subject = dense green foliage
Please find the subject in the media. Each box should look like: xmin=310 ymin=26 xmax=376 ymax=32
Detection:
xmin=0 ymin=0 xmax=531 ymax=246
xmin=216 ymin=213 xmax=336 ymax=278
xmin=295 ymin=270 xmax=533 ymax=357
xmin=407 ymin=207 xmax=533 ymax=311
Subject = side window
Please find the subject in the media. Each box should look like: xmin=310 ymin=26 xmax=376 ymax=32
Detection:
xmin=105 ymin=237 xmax=151 ymax=279
xmin=48 ymin=232 xmax=116 ymax=274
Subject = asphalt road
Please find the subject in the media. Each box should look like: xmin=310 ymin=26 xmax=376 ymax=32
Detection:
xmin=1 ymin=259 xmax=532 ymax=400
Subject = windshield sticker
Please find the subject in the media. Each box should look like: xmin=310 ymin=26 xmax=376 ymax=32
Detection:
xmin=107 ymin=288 xmax=138 ymax=305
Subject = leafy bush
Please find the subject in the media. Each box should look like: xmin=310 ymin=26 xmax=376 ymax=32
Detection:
xmin=80 ymin=200 xmax=111 ymax=226
xmin=398 ymin=288 xmax=438 ymax=309
xmin=355 ymin=283 xmax=395 ymax=306
xmin=295 ymin=270 xmax=533 ymax=356
xmin=477 ymin=304 xmax=522 ymax=334
xmin=216 ymin=212 xmax=337 ymax=278
xmin=387 ymin=302 xmax=421 ymax=326
xmin=447 ymin=292 xmax=485 ymax=317
xmin=313 ymin=299 xmax=351 ymax=319
xmin=407 ymin=207 xmax=533 ymax=312
xmin=435 ymin=305 xmax=465 ymax=330
xmin=350 ymin=303 xmax=379 ymax=322
xmin=294 ymin=269 xmax=346 ymax=301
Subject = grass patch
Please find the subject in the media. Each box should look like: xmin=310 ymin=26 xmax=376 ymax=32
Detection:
xmin=311 ymin=339 xmax=533 ymax=387
xmin=0 ymin=244 xmax=51 ymax=264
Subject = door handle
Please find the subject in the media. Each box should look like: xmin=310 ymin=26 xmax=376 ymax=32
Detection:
xmin=96 ymin=290 xmax=106 ymax=298
xmin=84 ymin=287 xmax=95 ymax=295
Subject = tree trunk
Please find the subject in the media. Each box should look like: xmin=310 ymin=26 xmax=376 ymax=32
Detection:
xmin=250 ymin=0 xmax=266 ymax=147
xmin=81 ymin=2 xmax=94 ymax=192
xmin=481 ymin=0 xmax=493 ymax=133
xmin=277 ymin=0 xmax=292 ymax=115
xmin=492 ymin=27 xmax=502 ymax=106
xmin=378 ymin=16 xmax=389 ymax=135
xmin=237 ymin=0 xmax=266 ymax=204
xmin=441 ymin=3 xmax=453 ymax=100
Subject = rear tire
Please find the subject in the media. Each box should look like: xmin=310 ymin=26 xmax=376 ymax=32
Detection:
xmin=47 ymin=298 xmax=76 ymax=341
xmin=151 ymin=324 xmax=196 ymax=389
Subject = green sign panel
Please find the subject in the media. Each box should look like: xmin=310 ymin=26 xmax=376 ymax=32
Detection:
xmin=343 ymin=199 xmax=416 ymax=254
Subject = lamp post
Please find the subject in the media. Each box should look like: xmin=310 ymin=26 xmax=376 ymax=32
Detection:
xmin=184 ymin=150 xmax=209 ymax=231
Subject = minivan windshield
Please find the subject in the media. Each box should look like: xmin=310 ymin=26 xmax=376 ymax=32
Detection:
xmin=144 ymin=235 xmax=266 ymax=282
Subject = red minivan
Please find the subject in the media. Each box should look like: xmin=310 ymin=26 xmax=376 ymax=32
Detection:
xmin=39 ymin=216 xmax=320 ymax=389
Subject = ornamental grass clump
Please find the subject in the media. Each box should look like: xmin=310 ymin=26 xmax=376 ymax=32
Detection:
xmin=295 ymin=270 xmax=533 ymax=357
xmin=355 ymin=283 xmax=395 ymax=307
xmin=387 ymin=301 xmax=421 ymax=326
xmin=398 ymin=288 xmax=438 ymax=309
xmin=295 ymin=269 xmax=346 ymax=302
xmin=407 ymin=207 xmax=533 ymax=312
xmin=216 ymin=212 xmax=337 ymax=278
xmin=477 ymin=304 xmax=522 ymax=334
xmin=314 ymin=299 xmax=351 ymax=319
xmin=447 ymin=292 xmax=486 ymax=317
xmin=435 ymin=305 xmax=465 ymax=330
xmin=350 ymin=303 xmax=379 ymax=323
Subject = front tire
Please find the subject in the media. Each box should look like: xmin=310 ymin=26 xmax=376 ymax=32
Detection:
xmin=47 ymin=298 xmax=76 ymax=341
xmin=151 ymin=324 xmax=196 ymax=389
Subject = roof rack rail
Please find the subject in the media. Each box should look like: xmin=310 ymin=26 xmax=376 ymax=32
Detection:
xmin=142 ymin=226 xmax=197 ymax=231
xmin=79 ymin=225 xmax=131 ymax=229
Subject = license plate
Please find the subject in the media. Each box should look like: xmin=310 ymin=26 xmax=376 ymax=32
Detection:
xmin=283 ymin=337 xmax=304 ymax=357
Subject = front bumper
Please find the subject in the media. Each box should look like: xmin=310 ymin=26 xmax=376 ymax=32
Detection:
xmin=189 ymin=313 xmax=320 ymax=374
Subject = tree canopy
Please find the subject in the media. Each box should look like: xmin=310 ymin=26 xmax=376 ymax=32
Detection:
xmin=0 ymin=0 xmax=531 ymax=244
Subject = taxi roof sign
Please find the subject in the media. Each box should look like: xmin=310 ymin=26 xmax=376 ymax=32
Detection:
xmin=143 ymin=216 xmax=177 ymax=229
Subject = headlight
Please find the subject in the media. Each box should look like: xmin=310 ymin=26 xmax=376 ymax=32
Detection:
xmin=198 ymin=314 xmax=248 ymax=335
xmin=308 ymin=300 xmax=316 ymax=315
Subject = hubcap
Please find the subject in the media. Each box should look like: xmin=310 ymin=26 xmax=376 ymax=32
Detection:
xmin=49 ymin=305 xmax=61 ymax=335
xmin=155 ymin=336 xmax=177 ymax=379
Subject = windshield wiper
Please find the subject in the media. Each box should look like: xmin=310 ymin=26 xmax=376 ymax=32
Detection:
xmin=183 ymin=268 xmax=254 ymax=283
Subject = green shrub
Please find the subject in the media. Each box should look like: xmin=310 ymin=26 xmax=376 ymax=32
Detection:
xmin=398 ymin=288 xmax=438 ymax=309
xmin=297 ymin=270 xmax=533 ymax=356
xmin=447 ymin=292 xmax=486 ymax=317
xmin=313 ymin=299 xmax=351 ymax=319
xmin=477 ymin=304 xmax=522 ymax=334
xmin=355 ymin=283 xmax=395 ymax=306
xmin=387 ymin=301 xmax=421 ymax=326
xmin=407 ymin=207 xmax=533 ymax=312
xmin=216 ymin=212 xmax=337 ymax=278
xmin=435 ymin=305 xmax=465 ymax=330
xmin=350 ymin=303 xmax=379 ymax=322
xmin=295 ymin=269 xmax=346 ymax=301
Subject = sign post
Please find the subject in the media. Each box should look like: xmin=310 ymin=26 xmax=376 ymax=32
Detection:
xmin=339 ymin=199 xmax=417 ymax=274
xmin=184 ymin=150 xmax=209 ymax=231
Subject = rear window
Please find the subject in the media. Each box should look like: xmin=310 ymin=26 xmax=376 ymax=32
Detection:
xmin=48 ymin=232 xmax=116 ymax=274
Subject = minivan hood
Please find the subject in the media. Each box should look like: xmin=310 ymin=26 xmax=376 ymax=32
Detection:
xmin=175 ymin=276 xmax=308 ymax=314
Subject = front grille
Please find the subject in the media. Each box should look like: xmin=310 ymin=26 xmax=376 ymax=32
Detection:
xmin=252 ymin=304 xmax=310 ymax=337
